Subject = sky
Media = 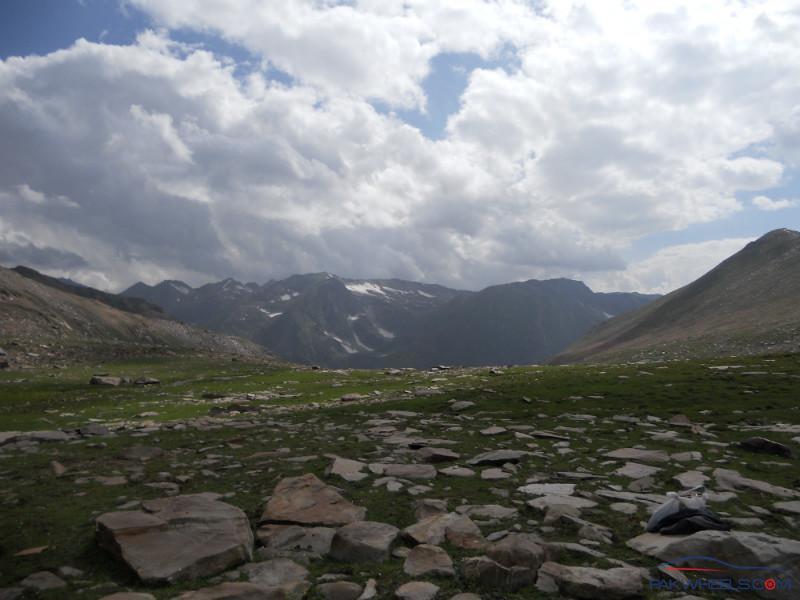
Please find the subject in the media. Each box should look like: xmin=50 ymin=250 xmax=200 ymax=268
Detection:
xmin=0 ymin=0 xmax=798 ymax=294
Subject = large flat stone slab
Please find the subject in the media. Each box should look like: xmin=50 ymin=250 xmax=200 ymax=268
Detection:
xmin=604 ymin=448 xmax=669 ymax=464
xmin=403 ymin=513 xmax=485 ymax=550
xmin=261 ymin=473 xmax=366 ymax=526
xmin=713 ymin=468 xmax=800 ymax=499
xmin=96 ymin=493 xmax=253 ymax=585
xmin=517 ymin=483 xmax=576 ymax=496
xmin=369 ymin=464 xmax=437 ymax=480
xmin=537 ymin=562 xmax=643 ymax=599
xmin=329 ymin=521 xmax=399 ymax=563
xmin=467 ymin=450 xmax=531 ymax=466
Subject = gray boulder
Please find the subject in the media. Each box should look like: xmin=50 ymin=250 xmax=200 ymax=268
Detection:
xmin=91 ymin=375 xmax=122 ymax=386
xmin=317 ymin=581 xmax=363 ymax=600
xmin=256 ymin=524 xmax=335 ymax=558
xmin=330 ymin=521 xmax=400 ymax=563
xmin=461 ymin=556 xmax=536 ymax=591
xmin=537 ymin=562 xmax=643 ymax=599
xmin=96 ymin=493 xmax=253 ymax=584
xmin=487 ymin=533 xmax=546 ymax=571
xmin=261 ymin=473 xmax=366 ymax=527
xmin=403 ymin=544 xmax=455 ymax=577
xmin=395 ymin=581 xmax=439 ymax=600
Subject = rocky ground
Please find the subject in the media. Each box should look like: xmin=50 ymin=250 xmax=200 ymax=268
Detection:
xmin=0 ymin=355 xmax=799 ymax=599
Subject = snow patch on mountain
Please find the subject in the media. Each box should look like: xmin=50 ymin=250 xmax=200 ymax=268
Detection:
xmin=345 ymin=282 xmax=387 ymax=296
xmin=376 ymin=326 xmax=395 ymax=339
xmin=353 ymin=333 xmax=374 ymax=352
xmin=169 ymin=282 xmax=191 ymax=295
xmin=325 ymin=331 xmax=358 ymax=354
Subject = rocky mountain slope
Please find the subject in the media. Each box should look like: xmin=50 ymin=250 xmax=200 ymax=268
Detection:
xmin=12 ymin=265 xmax=167 ymax=319
xmin=0 ymin=266 xmax=268 ymax=365
xmin=124 ymin=274 xmax=657 ymax=367
xmin=554 ymin=228 xmax=800 ymax=363
xmin=386 ymin=279 xmax=659 ymax=368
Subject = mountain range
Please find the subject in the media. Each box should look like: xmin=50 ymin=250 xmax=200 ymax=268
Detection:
xmin=554 ymin=228 xmax=800 ymax=363
xmin=6 ymin=228 xmax=798 ymax=368
xmin=122 ymin=274 xmax=658 ymax=367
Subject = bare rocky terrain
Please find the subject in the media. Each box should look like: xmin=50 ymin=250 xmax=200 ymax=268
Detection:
xmin=0 ymin=354 xmax=798 ymax=599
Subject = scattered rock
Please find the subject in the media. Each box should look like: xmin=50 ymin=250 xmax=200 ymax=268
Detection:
xmin=467 ymin=450 xmax=530 ymax=466
xmin=604 ymin=448 xmax=669 ymax=464
xmin=330 ymin=521 xmax=400 ymax=563
xmin=119 ymin=446 xmax=163 ymax=462
xmin=609 ymin=502 xmax=638 ymax=515
xmin=461 ymin=556 xmax=535 ymax=591
xmin=256 ymin=524 xmax=335 ymax=558
xmin=480 ymin=468 xmax=510 ymax=480
xmin=416 ymin=447 xmax=460 ymax=462
xmin=261 ymin=474 xmax=366 ymax=526
xmin=487 ymin=533 xmax=546 ymax=572
xmin=613 ymin=462 xmax=661 ymax=479
xmin=517 ymin=483 xmax=575 ymax=496
xmin=176 ymin=582 xmax=286 ymax=599
xmin=395 ymin=581 xmax=439 ymax=600
xmin=369 ymin=463 xmax=437 ymax=480
xmin=439 ymin=466 xmax=475 ymax=478
xmin=340 ymin=393 xmax=363 ymax=402
xmin=403 ymin=544 xmax=454 ymax=577
xmin=713 ymin=468 xmax=800 ymax=498
xmin=673 ymin=470 xmax=709 ymax=488
xmin=414 ymin=498 xmax=448 ymax=520
xmin=773 ymin=500 xmax=800 ymax=515
xmin=91 ymin=375 xmax=122 ymax=386
xmin=359 ymin=579 xmax=378 ymax=599
xmin=241 ymin=558 xmax=310 ymax=596
xmin=14 ymin=545 xmax=48 ymax=557
xmin=404 ymin=513 xmax=485 ymax=550
xmin=20 ymin=571 xmax=67 ymax=592
xmin=456 ymin=505 xmax=518 ymax=520
xmin=328 ymin=457 xmax=368 ymax=482
xmin=450 ymin=401 xmax=474 ymax=412
xmin=480 ymin=426 xmax=507 ymax=436
xmin=537 ymin=562 xmax=643 ymax=599
xmin=739 ymin=436 xmax=793 ymax=458
xmin=96 ymin=493 xmax=253 ymax=584
xmin=318 ymin=581 xmax=364 ymax=600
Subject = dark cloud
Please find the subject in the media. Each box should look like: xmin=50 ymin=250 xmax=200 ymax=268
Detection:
xmin=0 ymin=241 xmax=88 ymax=270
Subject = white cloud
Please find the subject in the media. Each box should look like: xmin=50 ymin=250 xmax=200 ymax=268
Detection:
xmin=586 ymin=238 xmax=755 ymax=294
xmin=752 ymin=195 xmax=798 ymax=211
xmin=1 ymin=1 xmax=799 ymax=293
xmin=11 ymin=185 xmax=79 ymax=209
xmin=128 ymin=0 xmax=540 ymax=109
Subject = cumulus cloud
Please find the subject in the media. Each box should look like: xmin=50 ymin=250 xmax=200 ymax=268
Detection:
xmin=0 ymin=1 xmax=798 ymax=294
xmin=585 ymin=238 xmax=755 ymax=294
xmin=752 ymin=195 xmax=798 ymax=211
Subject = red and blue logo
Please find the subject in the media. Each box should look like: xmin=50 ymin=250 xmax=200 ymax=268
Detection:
xmin=651 ymin=556 xmax=792 ymax=593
